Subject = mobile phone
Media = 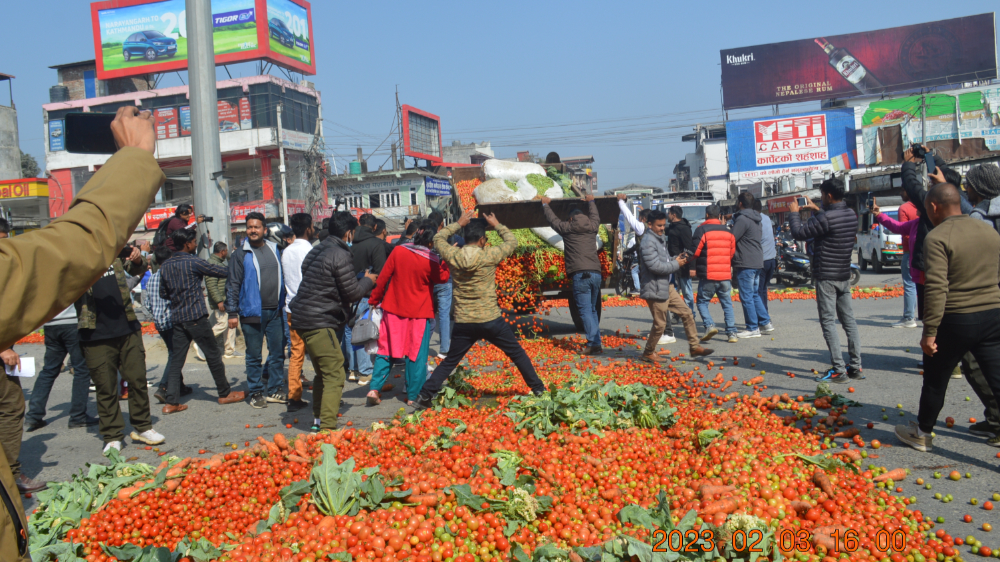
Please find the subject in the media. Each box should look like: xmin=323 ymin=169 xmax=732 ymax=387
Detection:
xmin=796 ymin=197 xmax=808 ymax=206
xmin=64 ymin=112 xmax=117 ymax=154
xmin=866 ymin=194 xmax=874 ymax=210
xmin=118 ymin=245 xmax=134 ymax=260
xmin=924 ymin=152 xmax=937 ymax=175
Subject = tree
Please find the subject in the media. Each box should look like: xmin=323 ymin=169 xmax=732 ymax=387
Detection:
xmin=20 ymin=150 xmax=40 ymax=179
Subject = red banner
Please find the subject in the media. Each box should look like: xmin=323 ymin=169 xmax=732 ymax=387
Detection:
xmin=720 ymin=14 xmax=997 ymax=109
xmin=154 ymin=108 xmax=179 ymax=140
xmin=766 ymin=196 xmax=796 ymax=214
xmin=219 ymin=100 xmax=240 ymax=132
xmin=144 ymin=207 xmax=177 ymax=230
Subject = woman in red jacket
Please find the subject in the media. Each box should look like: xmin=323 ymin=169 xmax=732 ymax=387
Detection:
xmin=367 ymin=220 xmax=449 ymax=405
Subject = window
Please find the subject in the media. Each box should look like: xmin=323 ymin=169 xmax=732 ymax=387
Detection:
xmin=372 ymin=192 xmax=400 ymax=208
xmin=145 ymin=30 xmax=164 ymax=39
xmin=410 ymin=192 xmax=417 ymax=206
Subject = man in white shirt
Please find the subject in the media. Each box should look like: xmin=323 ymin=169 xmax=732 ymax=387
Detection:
xmin=281 ymin=213 xmax=315 ymax=412
xmin=618 ymin=194 xmax=674 ymax=344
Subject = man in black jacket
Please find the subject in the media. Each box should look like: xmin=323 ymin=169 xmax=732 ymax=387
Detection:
xmin=666 ymin=206 xmax=695 ymax=313
xmin=290 ymin=212 xmax=377 ymax=430
xmin=789 ymin=177 xmax=862 ymax=384
xmin=344 ymin=213 xmax=384 ymax=384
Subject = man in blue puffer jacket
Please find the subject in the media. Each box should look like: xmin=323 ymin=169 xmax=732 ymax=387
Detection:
xmin=789 ymin=177 xmax=862 ymax=384
xmin=226 ymin=212 xmax=287 ymax=409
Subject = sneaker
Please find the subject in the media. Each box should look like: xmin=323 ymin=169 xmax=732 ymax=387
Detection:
xmin=727 ymin=334 xmax=739 ymax=344
xmin=103 ymin=441 xmax=122 ymax=454
xmin=436 ymin=353 xmax=447 ymax=360
xmin=287 ymin=399 xmax=309 ymax=412
xmin=130 ymin=429 xmax=165 ymax=445
xmin=68 ymin=416 xmax=100 ymax=429
xmin=250 ymin=392 xmax=267 ymax=409
xmin=357 ymin=374 xmax=372 ymax=386
xmin=968 ymin=421 xmax=1000 ymax=437
xmin=89 ymin=384 xmax=96 ymax=392
xmin=414 ymin=395 xmax=434 ymax=410
xmin=735 ymin=329 xmax=761 ymax=339
xmin=347 ymin=370 xmax=358 ymax=382
xmin=266 ymin=392 xmax=288 ymax=404
xmin=760 ymin=323 xmax=775 ymax=334
xmin=987 ymin=433 xmax=1000 ymax=447
xmin=951 ymin=365 xmax=963 ymax=379
xmin=193 ymin=344 xmax=206 ymax=361
xmin=153 ymin=388 xmax=167 ymax=404
xmin=24 ymin=419 xmax=47 ymax=432
xmin=223 ymin=351 xmax=244 ymax=358
xmin=892 ymin=319 xmax=919 ymax=328
xmin=818 ymin=369 xmax=850 ymax=384
xmin=657 ymin=334 xmax=677 ymax=345
xmin=700 ymin=327 xmax=719 ymax=342
xmin=847 ymin=366 xmax=865 ymax=380
xmin=895 ymin=422 xmax=933 ymax=452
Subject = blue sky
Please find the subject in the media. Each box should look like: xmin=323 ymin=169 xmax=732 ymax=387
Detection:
xmin=5 ymin=0 xmax=999 ymax=189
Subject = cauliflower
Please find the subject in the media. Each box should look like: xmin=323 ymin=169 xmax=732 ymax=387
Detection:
xmin=503 ymin=487 xmax=541 ymax=523
xmin=370 ymin=422 xmax=387 ymax=432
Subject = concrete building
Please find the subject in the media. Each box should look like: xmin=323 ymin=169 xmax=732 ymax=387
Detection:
xmin=442 ymin=140 xmax=494 ymax=165
xmin=326 ymin=168 xmax=452 ymax=233
xmin=678 ymin=125 xmax=729 ymax=201
xmin=48 ymin=60 xmax=153 ymax=102
xmin=561 ymin=155 xmax=598 ymax=194
xmin=43 ymin=68 xmax=327 ymax=232
xmin=0 ymin=74 xmax=19 ymax=182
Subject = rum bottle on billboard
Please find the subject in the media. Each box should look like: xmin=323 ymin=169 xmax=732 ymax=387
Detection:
xmin=815 ymin=38 xmax=885 ymax=95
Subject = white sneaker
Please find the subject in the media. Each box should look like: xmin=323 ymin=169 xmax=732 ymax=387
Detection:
xmin=760 ymin=323 xmax=775 ymax=334
xmin=193 ymin=343 xmax=206 ymax=361
xmin=130 ymin=429 xmax=165 ymax=446
xmin=735 ymin=330 xmax=761 ymax=338
xmin=892 ymin=319 xmax=918 ymax=328
xmin=657 ymin=335 xmax=677 ymax=345
xmin=436 ymin=353 xmax=447 ymax=360
xmin=103 ymin=441 xmax=122 ymax=454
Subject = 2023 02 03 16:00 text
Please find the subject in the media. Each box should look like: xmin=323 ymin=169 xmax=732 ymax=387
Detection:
xmin=650 ymin=528 xmax=908 ymax=553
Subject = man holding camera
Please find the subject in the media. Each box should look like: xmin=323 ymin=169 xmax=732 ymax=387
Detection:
xmin=789 ymin=178 xmax=862 ymax=383
xmin=639 ymin=210 xmax=714 ymax=362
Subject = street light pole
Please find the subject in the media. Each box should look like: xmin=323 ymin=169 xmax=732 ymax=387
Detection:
xmin=186 ymin=0 xmax=230 ymax=256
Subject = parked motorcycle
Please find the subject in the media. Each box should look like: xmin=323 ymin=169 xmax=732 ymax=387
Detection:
xmin=773 ymin=245 xmax=861 ymax=287
xmin=615 ymin=246 xmax=640 ymax=296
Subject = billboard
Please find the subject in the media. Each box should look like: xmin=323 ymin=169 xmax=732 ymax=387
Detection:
xmin=720 ymin=14 xmax=997 ymax=110
xmin=218 ymin=99 xmax=240 ymax=132
xmin=144 ymin=206 xmax=178 ymax=230
xmin=861 ymin=87 xmax=1000 ymax=165
xmin=91 ymin=0 xmax=315 ymax=79
xmin=726 ymin=109 xmax=858 ymax=181
xmin=401 ymin=105 xmax=442 ymax=163
xmin=154 ymin=107 xmax=179 ymax=139
xmin=424 ymin=177 xmax=452 ymax=197
xmin=49 ymin=120 xmax=64 ymax=152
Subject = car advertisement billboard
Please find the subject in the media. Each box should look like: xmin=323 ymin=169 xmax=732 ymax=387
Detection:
xmin=720 ymin=14 xmax=997 ymax=110
xmin=90 ymin=0 xmax=316 ymax=79
xmin=48 ymin=120 xmax=64 ymax=152
xmin=266 ymin=0 xmax=311 ymax=68
xmin=726 ymin=109 xmax=858 ymax=181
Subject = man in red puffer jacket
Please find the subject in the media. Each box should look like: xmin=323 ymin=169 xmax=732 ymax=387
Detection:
xmin=692 ymin=205 xmax=738 ymax=343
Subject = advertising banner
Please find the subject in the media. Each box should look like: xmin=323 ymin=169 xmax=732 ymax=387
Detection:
xmin=726 ymin=109 xmax=857 ymax=181
xmin=266 ymin=0 xmax=312 ymax=67
xmin=0 ymin=180 xmax=49 ymax=199
xmin=91 ymin=0 xmax=316 ymax=79
xmin=48 ymin=120 xmax=64 ymax=152
xmin=424 ymin=177 xmax=452 ymax=197
xmin=179 ymin=106 xmax=192 ymax=136
xmin=238 ymin=97 xmax=253 ymax=129
xmin=230 ymin=200 xmax=279 ymax=223
xmin=218 ymin=99 xmax=240 ymax=132
xmin=720 ymin=14 xmax=997 ymax=110
xmin=861 ymin=87 xmax=1000 ymax=164
xmin=154 ymin=107 xmax=179 ymax=140
xmin=143 ymin=206 xmax=177 ymax=230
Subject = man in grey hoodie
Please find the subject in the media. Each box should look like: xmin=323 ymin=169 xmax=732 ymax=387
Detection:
xmin=638 ymin=210 xmax=714 ymax=362
xmin=731 ymin=192 xmax=774 ymax=338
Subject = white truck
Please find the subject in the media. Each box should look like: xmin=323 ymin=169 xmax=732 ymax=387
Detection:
xmin=856 ymin=203 xmax=904 ymax=273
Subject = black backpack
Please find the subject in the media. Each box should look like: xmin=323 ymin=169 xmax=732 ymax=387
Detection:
xmin=151 ymin=218 xmax=173 ymax=248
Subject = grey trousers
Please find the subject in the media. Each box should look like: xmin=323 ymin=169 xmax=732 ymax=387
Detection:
xmin=815 ymin=279 xmax=862 ymax=374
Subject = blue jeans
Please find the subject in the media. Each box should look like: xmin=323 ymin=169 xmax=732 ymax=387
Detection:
xmin=901 ymin=252 xmax=917 ymax=321
xmin=758 ymin=259 xmax=776 ymax=313
xmin=630 ymin=265 xmax=640 ymax=294
xmin=572 ymin=271 xmax=602 ymax=348
xmin=735 ymin=268 xmax=771 ymax=331
xmin=673 ymin=274 xmax=694 ymax=312
xmin=343 ymin=298 xmax=373 ymax=376
xmin=262 ymin=309 xmax=290 ymax=381
xmin=25 ymin=324 xmax=91 ymax=425
xmin=696 ymin=280 xmax=737 ymax=335
xmin=433 ymin=282 xmax=453 ymax=355
xmin=242 ymin=308 xmax=286 ymax=396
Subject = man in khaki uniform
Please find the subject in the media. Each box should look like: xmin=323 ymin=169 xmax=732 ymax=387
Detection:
xmin=0 ymin=106 xmax=165 ymax=561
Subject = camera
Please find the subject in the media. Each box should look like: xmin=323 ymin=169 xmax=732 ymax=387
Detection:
xmin=202 ymin=216 xmax=214 ymax=223
xmin=910 ymin=144 xmax=927 ymax=158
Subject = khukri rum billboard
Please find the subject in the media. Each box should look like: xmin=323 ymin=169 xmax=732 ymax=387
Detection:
xmin=91 ymin=0 xmax=315 ymax=79
xmin=720 ymin=14 xmax=997 ymax=110
xmin=726 ymin=109 xmax=858 ymax=181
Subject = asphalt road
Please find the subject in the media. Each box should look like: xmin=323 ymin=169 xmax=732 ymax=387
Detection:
xmin=12 ymin=266 xmax=1000 ymax=541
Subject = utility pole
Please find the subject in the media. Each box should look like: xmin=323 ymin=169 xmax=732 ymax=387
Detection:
xmin=276 ymin=103 xmax=289 ymax=224
xmin=186 ymin=0 xmax=229 ymax=256
xmin=920 ymin=93 xmax=927 ymax=144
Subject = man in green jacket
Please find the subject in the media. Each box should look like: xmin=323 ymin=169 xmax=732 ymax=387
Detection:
xmin=0 ymin=106 xmax=165 ymax=562
xmin=896 ymin=183 xmax=1000 ymax=452
xmin=205 ymin=241 xmax=238 ymax=358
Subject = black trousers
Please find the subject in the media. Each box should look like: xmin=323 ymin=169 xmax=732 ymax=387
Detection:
xmin=164 ymin=316 xmax=231 ymax=405
xmin=421 ymin=317 xmax=546 ymax=398
xmin=919 ymin=309 xmax=1000 ymax=433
